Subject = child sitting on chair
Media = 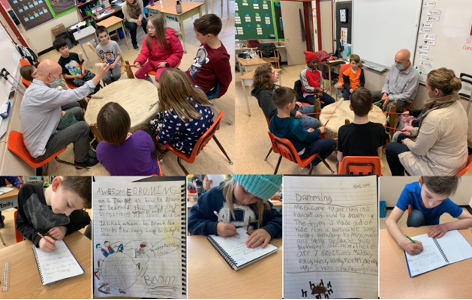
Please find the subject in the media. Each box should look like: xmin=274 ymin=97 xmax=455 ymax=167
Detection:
xmin=96 ymin=102 xmax=160 ymax=176
xmin=20 ymin=65 xmax=37 ymax=82
xmin=95 ymin=26 xmax=122 ymax=85
xmin=268 ymin=87 xmax=336 ymax=167
xmin=157 ymin=69 xmax=214 ymax=154
xmin=341 ymin=54 xmax=365 ymax=101
xmin=299 ymin=51 xmax=335 ymax=107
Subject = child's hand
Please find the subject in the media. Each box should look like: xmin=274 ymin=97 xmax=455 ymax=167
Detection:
xmin=402 ymin=239 xmax=423 ymax=255
xmin=157 ymin=62 xmax=167 ymax=68
xmin=402 ymin=111 xmax=410 ymax=116
xmin=427 ymin=224 xmax=448 ymax=238
xmin=307 ymin=128 xmax=315 ymax=133
xmin=39 ymin=236 xmax=56 ymax=252
xmin=48 ymin=226 xmax=67 ymax=240
xmin=81 ymin=68 xmax=85 ymax=78
xmin=61 ymin=111 xmax=66 ymax=116
xmin=382 ymin=98 xmax=389 ymax=109
xmin=135 ymin=62 xmax=141 ymax=69
xmin=246 ymin=229 xmax=271 ymax=248
xmin=317 ymin=92 xmax=323 ymax=97
xmin=349 ymin=89 xmax=353 ymax=93
xmin=216 ymin=222 xmax=237 ymax=237
xmin=295 ymin=101 xmax=302 ymax=108
xmin=319 ymin=126 xmax=326 ymax=134
xmin=295 ymin=111 xmax=302 ymax=119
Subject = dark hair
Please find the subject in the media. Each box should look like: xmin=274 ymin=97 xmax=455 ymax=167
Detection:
xmin=20 ymin=65 xmax=35 ymax=82
xmin=421 ymin=176 xmax=460 ymax=196
xmin=97 ymin=102 xmax=131 ymax=146
xmin=62 ymin=177 xmax=91 ymax=209
xmin=350 ymin=87 xmax=372 ymax=116
xmin=193 ymin=14 xmax=222 ymax=36
xmin=95 ymin=26 xmax=108 ymax=37
xmin=53 ymin=38 xmax=68 ymax=51
xmin=272 ymin=86 xmax=296 ymax=109
xmin=252 ymin=63 xmax=274 ymax=90
xmin=427 ymin=68 xmax=462 ymax=95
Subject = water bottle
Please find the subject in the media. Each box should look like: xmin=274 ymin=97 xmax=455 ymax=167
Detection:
xmin=76 ymin=25 xmax=81 ymax=33
xmin=176 ymin=0 xmax=182 ymax=14
xmin=149 ymin=0 xmax=154 ymax=6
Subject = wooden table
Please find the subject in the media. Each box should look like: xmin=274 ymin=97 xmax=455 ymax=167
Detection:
xmin=0 ymin=231 xmax=91 ymax=299
xmin=147 ymin=1 xmax=203 ymax=54
xmin=379 ymin=227 xmax=472 ymax=299
xmin=0 ymin=187 xmax=19 ymax=211
xmin=73 ymin=26 xmax=98 ymax=65
xmin=239 ymin=68 xmax=282 ymax=117
xmin=97 ymin=16 xmax=129 ymax=49
xmin=322 ymin=59 xmax=346 ymax=89
xmin=84 ymin=79 xmax=158 ymax=137
xmin=237 ymin=57 xmax=268 ymax=76
xmin=188 ymin=235 xmax=282 ymax=298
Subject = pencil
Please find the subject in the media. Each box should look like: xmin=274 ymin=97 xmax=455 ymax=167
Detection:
xmin=37 ymin=232 xmax=54 ymax=245
xmin=404 ymin=234 xmax=416 ymax=244
xmin=213 ymin=211 xmax=225 ymax=223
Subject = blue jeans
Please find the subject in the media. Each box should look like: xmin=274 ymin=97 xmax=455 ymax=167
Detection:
xmin=124 ymin=18 xmax=148 ymax=47
xmin=304 ymin=92 xmax=335 ymax=108
xmin=342 ymin=88 xmax=351 ymax=101
xmin=407 ymin=209 xmax=426 ymax=227
xmin=386 ymin=142 xmax=410 ymax=176
xmin=300 ymin=138 xmax=336 ymax=166
xmin=297 ymin=105 xmax=320 ymax=129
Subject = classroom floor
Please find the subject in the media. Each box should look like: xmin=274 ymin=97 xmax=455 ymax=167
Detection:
xmin=0 ymin=208 xmax=91 ymax=250
xmin=37 ymin=1 xmax=236 ymax=176
xmin=235 ymin=65 xmax=472 ymax=176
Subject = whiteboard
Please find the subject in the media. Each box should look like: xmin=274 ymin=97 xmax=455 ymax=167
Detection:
xmin=352 ymin=0 xmax=423 ymax=69
xmin=0 ymin=24 xmax=20 ymax=106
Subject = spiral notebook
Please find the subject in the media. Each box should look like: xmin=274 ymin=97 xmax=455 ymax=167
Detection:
xmin=32 ymin=240 xmax=84 ymax=285
xmin=207 ymin=227 xmax=278 ymax=271
xmin=93 ymin=177 xmax=187 ymax=298
xmin=405 ymin=229 xmax=472 ymax=277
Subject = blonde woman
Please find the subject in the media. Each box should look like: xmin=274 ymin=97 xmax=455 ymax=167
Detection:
xmin=122 ymin=0 xmax=148 ymax=50
xmin=386 ymin=68 xmax=468 ymax=175
xmin=188 ymin=175 xmax=282 ymax=249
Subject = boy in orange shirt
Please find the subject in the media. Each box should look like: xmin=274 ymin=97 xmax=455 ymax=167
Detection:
xmin=342 ymin=54 xmax=365 ymax=101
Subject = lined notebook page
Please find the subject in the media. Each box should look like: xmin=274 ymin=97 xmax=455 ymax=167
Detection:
xmin=435 ymin=230 xmax=472 ymax=264
xmin=283 ymin=176 xmax=378 ymax=299
xmin=33 ymin=240 xmax=84 ymax=285
xmin=404 ymin=233 xmax=447 ymax=277
xmin=209 ymin=227 xmax=278 ymax=268
xmin=93 ymin=180 xmax=185 ymax=298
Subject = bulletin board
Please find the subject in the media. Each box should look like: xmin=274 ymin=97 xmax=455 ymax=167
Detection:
xmin=7 ymin=0 xmax=54 ymax=30
xmin=335 ymin=1 xmax=351 ymax=54
xmin=45 ymin=0 xmax=77 ymax=18
xmin=235 ymin=0 xmax=275 ymax=41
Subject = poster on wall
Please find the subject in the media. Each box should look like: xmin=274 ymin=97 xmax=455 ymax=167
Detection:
xmin=46 ymin=0 xmax=77 ymax=18
xmin=340 ymin=27 xmax=348 ymax=46
xmin=7 ymin=0 xmax=54 ymax=30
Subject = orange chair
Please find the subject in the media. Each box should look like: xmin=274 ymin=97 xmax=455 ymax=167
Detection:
xmin=150 ymin=158 xmax=164 ymax=176
xmin=20 ymin=59 xmax=32 ymax=88
xmin=457 ymin=153 xmax=472 ymax=176
xmin=158 ymin=111 xmax=233 ymax=174
xmin=334 ymin=63 xmax=351 ymax=100
xmin=145 ymin=61 xmax=181 ymax=82
xmin=7 ymin=130 xmax=89 ymax=171
xmin=263 ymin=115 xmax=278 ymax=161
xmin=268 ymin=131 xmax=334 ymax=174
xmin=13 ymin=210 xmax=24 ymax=243
xmin=338 ymin=156 xmax=382 ymax=175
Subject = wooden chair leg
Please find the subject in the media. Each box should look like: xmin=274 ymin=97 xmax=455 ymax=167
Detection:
xmin=264 ymin=147 xmax=273 ymax=161
xmin=79 ymin=99 xmax=88 ymax=110
xmin=89 ymin=123 xmax=103 ymax=143
xmin=125 ymin=60 xmax=135 ymax=79
xmin=389 ymin=102 xmax=397 ymax=141
xmin=274 ymin=156 xmax=282 ymax=174
xmin=314 ymin=101 xmax=321 ymax=121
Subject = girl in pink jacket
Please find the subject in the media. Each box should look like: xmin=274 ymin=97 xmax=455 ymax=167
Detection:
xmin=134 ymin=14 xmax=184 ymax=82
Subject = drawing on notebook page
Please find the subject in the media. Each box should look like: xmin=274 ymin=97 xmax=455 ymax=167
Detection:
xmin=301 ymin=279 xmax=334 ymax=298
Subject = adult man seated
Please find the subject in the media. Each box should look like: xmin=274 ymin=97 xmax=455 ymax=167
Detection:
xmin=20 ymin=59 xmax=109 ymax=168
xmin=371 ymin=49 xmax=419 ymax=111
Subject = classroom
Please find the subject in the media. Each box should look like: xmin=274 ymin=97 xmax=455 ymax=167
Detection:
xmin=235 ymin=0 xmax=472 ymax=176
xmin=0 ymin=0 xmax=235 ymax=177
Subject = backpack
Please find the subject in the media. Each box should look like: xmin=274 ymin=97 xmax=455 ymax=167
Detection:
xmin=16 ymin=44 xmax=38 ymax=66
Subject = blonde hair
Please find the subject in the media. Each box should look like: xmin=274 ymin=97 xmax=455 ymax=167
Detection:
xmin=146 ymin=14 xmax=170 ymax=53
xmin=158 ymin=69 xmax=211 ymax=121
xmin=221 ymin=178 xmax=270 ymax=229
xmin=427 ymin=68 xmax=462 ymax=95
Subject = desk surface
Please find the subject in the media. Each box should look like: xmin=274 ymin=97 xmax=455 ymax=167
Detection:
xmin=92 ymin=7 xmax=122 ymax=21
xmin=157 ymin=1 xmax=203 ymax=15
xmin=188 ymin=235 xmax=282 ymax=299
xmin=239 ymin=68 xmax=281 ymax=80
xmin=0 ymin=231 xmax=92 ymax=299
xmin=0 ymin=187 xmax=19 ymax=201
xmin=379 ymin=227 xmax=472 ymax=299
xmin=73 ymin=26 xmax=96 ymax=41
xmin=322 ymin=59 xmax=347 ymax=68
xmin=97 ymin=15 xmax=123 ymax=28
xmin=237 ymin=57 xmax=268 ymax=67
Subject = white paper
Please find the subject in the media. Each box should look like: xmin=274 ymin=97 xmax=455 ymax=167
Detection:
xmin=417 ymin=49 xmax=429 ymax=55
xmin=93 ymin=180 xmax=185 ymax=298
xmin=420 ymin=56 xmax=433 ymax=62
xmin=420 ymin=28 xmax=432 ymax=33
xmin=421 ymin=23 xmax=433 ymax=28
xmin=0 ymin=186 xmax=13 ymax=195
xmin=418 ymin=44 xmax=429 ymax=50
xmin=263 ymin=3 xmax=268 ymax=9
xmin=426 ymin=9 xmax=441 ymax=15
xmin=283 ymin=176 xmax=378 ymax=299
xmin=420 ymin=61 xmax=433 ymax=68
xmin=435 ymin=230 xmax=472 ymax=264
xmin=253 ymin=4 xmax=259 ymax=9
xmin=340 ymin=28 xmax=348 ymax=47
xmin=33 ymin=240 xmax=84 ymax=285
xmin=423 ymin=1 xmax=435 ymax=7
xmin=255 ymin=16 xmax=261 ymax=22
xmin=424 ymin=40 xmax=436 ymax=46
xmin=245 ymin=16 xmax=251 ymax=22
xmin=234 ymin=3 xmax=238 ymax=11
xmin=427 ymin=16 xmax=440 ymax=21
xmin=405 ymin=233 xmax=446 ymax=277
xmin=424 ymin=33 xmax=436 ymax=40
xmin=242 ymin=2 xmax=248 ymax=5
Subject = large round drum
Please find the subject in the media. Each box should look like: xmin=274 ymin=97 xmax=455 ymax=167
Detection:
xmin=84 ymin=79 xmax=159 ymax=132
xmin=319 ymin=101 xmax=387 ymax=139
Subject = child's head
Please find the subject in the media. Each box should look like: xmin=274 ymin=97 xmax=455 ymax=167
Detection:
xmin=53 ymin=38 xmax=69 ymax=57
xmin=350 ymin=54 xmax=360 ymax=70
xmin=146 ymin=14 xmax=169 ymax=51
xmin=97 ymin=102 xmax=131 ymax=146
xmin=96 ymin=26 xmax=109 ymax=45
xmin=158 ymin=68 xmax=210 ymax=121
xmin=20 ymin=65 xmax=37 ymax=82
xmin=419 ymin=176 xmax=460 ymax=209
xmin=304 ymin=51 xmax=319 ymax=69
xmin=426 ymin=67 xmax=462 ymax=98
xmin=350 ymin=87 xmax=373 ymax=116
xmin=252 ymin=63 xmax=278 ymax=90
xmin=272 ymin=86 xmax=296 ymax=111
xmin=193 ymin=14 xmax=222 ymax=44
xmin=222 ymin=175 xmax=282 ymax=228
xmin=49 ymin=176 xmax=91 ymax=216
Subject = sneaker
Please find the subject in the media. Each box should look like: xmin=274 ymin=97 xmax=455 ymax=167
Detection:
xmin=133 ymin=44 xmax=139 ymax=50
xmin=0 ymin=215 xmax=4 ymax=229
xmin=74 ymin=156 xmax=99 ymax=169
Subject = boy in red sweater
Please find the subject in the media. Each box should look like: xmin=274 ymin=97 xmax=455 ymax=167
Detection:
xmin=299 ymin=51 xmax=335 ymax=107
xmin=185 ymin=14 xmax=232 ymax=98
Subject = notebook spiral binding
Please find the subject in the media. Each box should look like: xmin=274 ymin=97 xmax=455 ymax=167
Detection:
xmin=207 ymin=237 xmax=238 ymax=270
xmin=32 ymin=247 xmax=45 ymax=285
xmin=433 ymin=237 xmax=449 ymax=263
xmin=180 ymin=185 xmax=187 ymax=295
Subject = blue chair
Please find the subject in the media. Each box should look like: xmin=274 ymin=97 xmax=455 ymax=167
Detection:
xmin=205 ymin=79 xmax=233 ymax=125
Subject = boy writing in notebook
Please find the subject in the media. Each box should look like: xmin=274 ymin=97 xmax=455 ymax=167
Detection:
xmin=16 ymin=177 xmax=91 ymax=252
xmin=386 ymin=177 xmax=472 ymax=255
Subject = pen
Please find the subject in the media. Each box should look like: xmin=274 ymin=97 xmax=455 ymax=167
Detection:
xmin=404 ymin=234 xmax=416 ymax=244
xmin=213 ymin=211 xmax=225 ymax=223
xmin=37 ymin=232 xmax=54 ymax=245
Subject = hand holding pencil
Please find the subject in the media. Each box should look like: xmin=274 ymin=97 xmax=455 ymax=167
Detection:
xmin=214 ymin=211 xmax=236 ymax=237
xmin=403 ymin=234 xmax=423 ymax=255
xmin=38 ymin=232 xmax=56 ymax=252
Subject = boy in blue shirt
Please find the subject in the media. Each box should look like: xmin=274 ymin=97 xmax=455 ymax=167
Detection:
xmin=268 ymin=87 xmax=336 ymax=167
xmin=386 ymin=177 xmax=472 ymax=255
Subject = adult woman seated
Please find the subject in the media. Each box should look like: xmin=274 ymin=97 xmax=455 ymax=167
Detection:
xmin=251 ymin=63 xmax=319 ymax=129
xmin=386 ymin=67 xmax=468 ymax=175
xmin=123 ymin=0 xmax=148 ymax=50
